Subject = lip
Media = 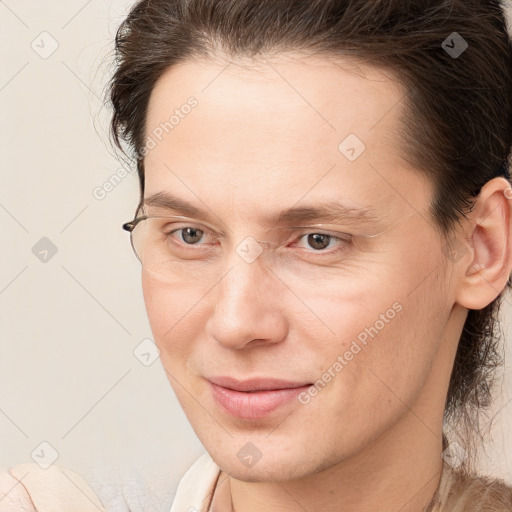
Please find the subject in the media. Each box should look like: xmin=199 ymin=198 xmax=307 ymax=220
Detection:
xmin=207 ymin=376 xmax=312 ymax=420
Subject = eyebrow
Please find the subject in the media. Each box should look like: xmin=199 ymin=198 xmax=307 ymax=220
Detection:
xmin=143 ymin=191 xmax=381 ymax=228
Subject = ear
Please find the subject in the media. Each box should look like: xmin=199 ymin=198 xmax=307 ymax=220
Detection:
xmin=453 ymin=177 xmax=512 ymax=310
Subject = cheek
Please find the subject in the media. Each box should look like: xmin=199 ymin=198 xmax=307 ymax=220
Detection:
xmin=141 ymin=270 xmax=207 ymax=364
xmin=290 ymin=260 xmax=409 ymax=353
xmin=303 ymin=244 xmax=449 ymax=397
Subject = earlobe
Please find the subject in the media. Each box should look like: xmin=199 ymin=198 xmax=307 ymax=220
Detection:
xmin=454 ymin=177 xmax=512 ymax=310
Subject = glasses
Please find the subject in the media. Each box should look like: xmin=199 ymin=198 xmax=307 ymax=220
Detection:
xmin=122 ymin=211 xmax=420 ymax=285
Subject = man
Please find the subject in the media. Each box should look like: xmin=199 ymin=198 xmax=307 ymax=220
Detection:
xmin=2 ymin=0 xmax=512 ymax=510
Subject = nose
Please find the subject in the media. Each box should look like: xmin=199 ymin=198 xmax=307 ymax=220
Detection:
xmin=204 ymin=251 xmax=288 ymax=350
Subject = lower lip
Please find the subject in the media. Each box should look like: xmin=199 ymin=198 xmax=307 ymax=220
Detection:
xmin=208 ymin=382 xmax=312 ymax=420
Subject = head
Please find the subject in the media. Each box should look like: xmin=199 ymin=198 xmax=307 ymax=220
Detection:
xmin=108 ymin=0 xmax=512 ymax=477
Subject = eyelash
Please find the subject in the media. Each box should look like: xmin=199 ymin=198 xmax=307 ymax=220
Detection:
xmin=165 ymin=225 xmax=352 ymax=257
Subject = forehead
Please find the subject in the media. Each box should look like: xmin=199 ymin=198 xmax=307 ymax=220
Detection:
xmin=143 ymin=52 xmax=432 ymax=222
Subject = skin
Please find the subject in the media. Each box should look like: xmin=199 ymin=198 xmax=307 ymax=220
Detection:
xmin=140 ymin=52 xmax=512 ymax=512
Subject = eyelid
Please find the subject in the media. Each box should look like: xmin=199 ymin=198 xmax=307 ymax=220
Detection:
xmin=147 ymin=215 xmax=226 ymax=238
xmin=271 ymin=226 xmax=353 ymax=248
xmin=269 ymin=224 xmax=349 ymax=230
xmin=279 ymin=226 xmax=352 ymax=237
xmin=269 ymin=224 xmax=371 ymax=240
xmin=270 ymin=213 xmax=418 ymax=239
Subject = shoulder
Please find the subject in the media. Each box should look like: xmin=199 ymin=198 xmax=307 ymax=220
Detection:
xmin=437 ymin=463 xmax=512 ymax=512
xmin=0 ymin=467 xmax=35 ymax=511
xmin=0 ymin=463 xmax=105 ymax=512
xmin=170 ymin=452 xmax=221 ymax=512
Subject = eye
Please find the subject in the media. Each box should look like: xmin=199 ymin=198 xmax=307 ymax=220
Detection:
xmin=167 ymin=226 xmax=221 ymax=251
xmin=293 ymin=232 xmax=352 ymax=254
xmin=172 ymin=226 xmax=207 ymax=245
xmin=161 ymin=222 xmax=351 ymax=256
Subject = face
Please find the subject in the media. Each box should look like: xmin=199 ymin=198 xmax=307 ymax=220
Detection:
xmin=140 ymin=53 xmax=456 ymax=481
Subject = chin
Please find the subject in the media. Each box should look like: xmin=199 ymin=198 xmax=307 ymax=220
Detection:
xmin=206 ymin=442 xmax=324 ymax=482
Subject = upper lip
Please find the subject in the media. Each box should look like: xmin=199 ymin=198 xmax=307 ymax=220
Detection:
xmin=208 ymin=376 xmax=312 ymax=392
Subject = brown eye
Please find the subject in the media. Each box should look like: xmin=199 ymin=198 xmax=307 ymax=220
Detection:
xmin=292 ymin=231 xmax=352 ymax=256
xmin=306 ymin=233 xmax=332 ymax=250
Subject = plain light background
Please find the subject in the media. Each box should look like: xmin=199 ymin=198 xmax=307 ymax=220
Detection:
xmin=0 ymin=1 xmax=511 ymax=510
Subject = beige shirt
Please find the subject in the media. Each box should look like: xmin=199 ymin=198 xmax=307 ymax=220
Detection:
xmin=0 ymin=464 xmax=105 ymax=511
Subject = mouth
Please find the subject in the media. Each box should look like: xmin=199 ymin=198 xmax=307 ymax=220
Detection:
xmin=207 ymin=376 xmax=313 ymax=420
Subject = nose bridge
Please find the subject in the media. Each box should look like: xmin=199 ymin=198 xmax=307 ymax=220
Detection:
xmin=206 ymin=238 xmax=286 ymax=349
xmin=222 ymin=231 xmax=279 ymax=304
xmin=217 ymin=240 xmax=271 ymax=321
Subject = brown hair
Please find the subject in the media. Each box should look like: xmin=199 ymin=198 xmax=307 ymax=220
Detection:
xmin=107 ymin=0 xmax=512 ymax=474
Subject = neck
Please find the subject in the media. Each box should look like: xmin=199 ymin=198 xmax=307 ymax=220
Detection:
xmin=223 ymin=424 xmax=444 ymax=512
